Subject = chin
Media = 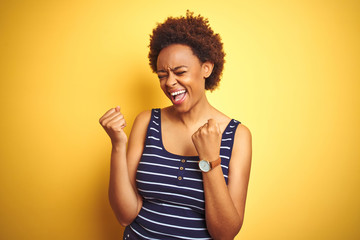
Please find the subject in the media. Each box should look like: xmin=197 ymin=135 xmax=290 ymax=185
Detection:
xmin=172 ymin=103 xmax=192 ymax=114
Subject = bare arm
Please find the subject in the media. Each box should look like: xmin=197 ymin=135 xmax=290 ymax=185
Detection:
xmin=99 ymin=107 xmax=150 ymax=226
xmin=192 ymin=120 xmax=252 ymax=240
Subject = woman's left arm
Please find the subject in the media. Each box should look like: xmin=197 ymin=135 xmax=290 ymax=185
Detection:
xmin=192 ymin=119 xmax=252 ymax=240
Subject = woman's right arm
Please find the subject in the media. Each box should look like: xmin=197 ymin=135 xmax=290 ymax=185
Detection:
xmin=99 ymin=106 xmax=151 ymax=226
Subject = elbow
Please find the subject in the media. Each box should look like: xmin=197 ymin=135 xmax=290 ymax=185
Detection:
xmin=236 ymin=218 xmax=244 ymax=235
xmin=209 ymin=217 xmax=243 ymax=240
xmin=116 ymin=215 xmax=133 ymax=227
xmin=111 ymin=206 xmax=136 ymax=227
xmin=230 ymin=218 xmax=244 ymax=239
xmin=232 ymin=216 xmax=244 ymax=237
xmin=236 ymin=216 xmax=244 ymax=232
xmin=108 ymin=193 xmax=136 ymax=227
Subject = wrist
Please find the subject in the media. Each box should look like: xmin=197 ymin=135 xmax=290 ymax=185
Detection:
xmin=198 ymin=155 xmax=220 ymax=162
xmin=111 ymin=142 xmax=126 ymax=152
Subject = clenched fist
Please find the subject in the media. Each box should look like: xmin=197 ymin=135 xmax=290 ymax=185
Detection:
xmin=191 ymin=119 xmax=221 ymax=161
xmin=99 ymin=106 xmax=127 ymax=145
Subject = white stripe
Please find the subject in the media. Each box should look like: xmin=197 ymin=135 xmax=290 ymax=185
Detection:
xmin=146 ymin=145 xmax=163 ymax=150
xmin=222 ymin=138 xmax=232 ymax=141
xmin=142 ymin=206 xmax=204 ymax=220
xmin=152 ymin=121 xmax=159 ymax=126
xmin=147 ymin=200 xmax=193 ymax=211
xmin=138 ymin=188 xmax=204 ymax=203
xmin=153 ymin=115 xmax=159 ymax=119
xmin=130 ymin=225 xmax=161 ymax=240
xmin=139 ymin=162 xmax=179 ymax=170
xmin=137 ymin=170 xmax=177 ymax=179
xmin=220 ymin=155 xmax=229 ymax=159
xmin=144 ymin=197 xmax=204 ymax=211
xmin=225 ymin=131 xmax=233 ymax=134
xmin=137 ymin=224 xmax=211 ymax=240
xmin=224 ymin=174 xmax=228 ymax=178
xmin=184 ymin=177 xmax=203 ymax=182
xmin=148 ymin=136 xmax=160 ymax=141
xmin=221 ymin=164 xmax=229 ymax=169
xmin=230 ymin=125 xmax=235 ymax=128
xmin=137 ymin=179 xmax=203 ymax=193
xmin=150 ymin=127 xmax=159 ymax=132
xmin=138 ymin=215 xmax=207 ymax=230
xmin=220 ymin=146 xmax=230 ymax=149
xmin=186 ymin=168 xmax=201 ymax=172
xmin=154 ymin=109 xmax=159 ymax=113
xmin=142 ymin=153 xmax=180 ymax=162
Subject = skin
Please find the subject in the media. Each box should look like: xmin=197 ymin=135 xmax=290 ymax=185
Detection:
xmin=99 ymin=44 xmax=252 ymax=240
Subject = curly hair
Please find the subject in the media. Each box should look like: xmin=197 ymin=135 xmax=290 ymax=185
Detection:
xmin=148 ymin=11 xmax=225 ymax=91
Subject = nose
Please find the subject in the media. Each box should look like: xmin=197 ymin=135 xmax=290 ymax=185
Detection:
xmin=165 ymin=71 xmax=177 ymax=87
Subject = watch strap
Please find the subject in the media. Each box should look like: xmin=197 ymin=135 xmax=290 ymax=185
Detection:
xmin=210 ymin=157 xmax=221 ymax=169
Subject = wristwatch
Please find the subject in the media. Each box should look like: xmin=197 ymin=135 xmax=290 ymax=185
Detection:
xmin=198 ymin=157 xmax=221 ymax=172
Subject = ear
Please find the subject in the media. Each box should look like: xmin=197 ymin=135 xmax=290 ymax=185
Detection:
xmin=202 ymin=61 xmax=214 ymax=78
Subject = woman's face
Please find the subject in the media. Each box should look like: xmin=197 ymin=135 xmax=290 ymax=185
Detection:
xmin=156 ymin=44 xmax=213 ymax=112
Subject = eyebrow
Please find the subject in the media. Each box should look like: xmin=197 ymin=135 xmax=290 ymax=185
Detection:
xmin=157 ymin=65 xmax=188 ymax=73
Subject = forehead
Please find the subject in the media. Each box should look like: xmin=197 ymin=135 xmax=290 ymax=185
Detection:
xmin=157 ymin=44 xmax=200 ymax=70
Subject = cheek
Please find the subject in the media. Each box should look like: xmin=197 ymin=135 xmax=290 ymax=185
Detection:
xmin=159 ymin=81 xmax=168 ymax=94
xmin=189 ymin=75 xmax=205 ymax=90
xmin=190 ymin=70 xmax=205 ymax=85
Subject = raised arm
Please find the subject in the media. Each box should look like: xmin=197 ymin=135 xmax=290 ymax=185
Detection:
xmin=99 ymin=107 xmax=151 ymax=226
xmin=192 ymin=119 xmax=252 ymax=240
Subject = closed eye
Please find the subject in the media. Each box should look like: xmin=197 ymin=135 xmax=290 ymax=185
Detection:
xmin=175 ymin=71 xmax=186 ymax=76
xmin=158 ymin=75 xmax=167 ymax=80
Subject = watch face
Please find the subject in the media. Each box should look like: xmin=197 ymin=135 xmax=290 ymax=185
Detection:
xmin=199 ymin=160 xmax=211 ymax=172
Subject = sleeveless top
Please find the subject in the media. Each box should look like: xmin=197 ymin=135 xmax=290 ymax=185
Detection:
xmin=126 ymin=109 xmax=241 ymax=240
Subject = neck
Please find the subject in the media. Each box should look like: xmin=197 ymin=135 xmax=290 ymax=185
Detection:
xmin=169 ymin=94 xmax=214 ymax=128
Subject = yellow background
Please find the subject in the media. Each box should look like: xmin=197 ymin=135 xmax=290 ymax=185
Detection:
xmin=1 ymin=0 xmax=359 ymax=239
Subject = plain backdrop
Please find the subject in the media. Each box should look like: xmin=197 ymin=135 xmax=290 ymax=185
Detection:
xmin=1 ymin=0 xmax=359 ymax=239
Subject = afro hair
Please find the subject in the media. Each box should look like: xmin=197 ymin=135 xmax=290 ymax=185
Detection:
xmin=148 ymin=11 xmax=225 ymax=91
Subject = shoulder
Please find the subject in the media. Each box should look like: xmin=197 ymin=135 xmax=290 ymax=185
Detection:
xmin=128 ymin=110 xmax=152 ymax=140
xmin=231 ymin=123 xmax=252 ymax=165
xmin=127 ymin=110 xmax=152 ymax=155
xmin=133 ymin=109 xmax=152 ymax=127
xmin=234 ymin=123 xmax=252 ymax=144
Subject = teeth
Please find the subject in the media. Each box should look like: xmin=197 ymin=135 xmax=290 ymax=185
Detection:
xmin=171 ymin=90 xmax=186 ymax=96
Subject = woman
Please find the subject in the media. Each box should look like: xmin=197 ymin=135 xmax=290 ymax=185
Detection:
xmin=99 ymin=11 xmax=252 ymax=240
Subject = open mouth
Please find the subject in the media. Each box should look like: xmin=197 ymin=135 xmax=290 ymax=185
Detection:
xmin=170 ymin=89 xmax=187 ymax=105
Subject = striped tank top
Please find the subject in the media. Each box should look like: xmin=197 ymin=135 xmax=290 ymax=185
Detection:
xmin=126 ymin=108 xmax=240 ymax=240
